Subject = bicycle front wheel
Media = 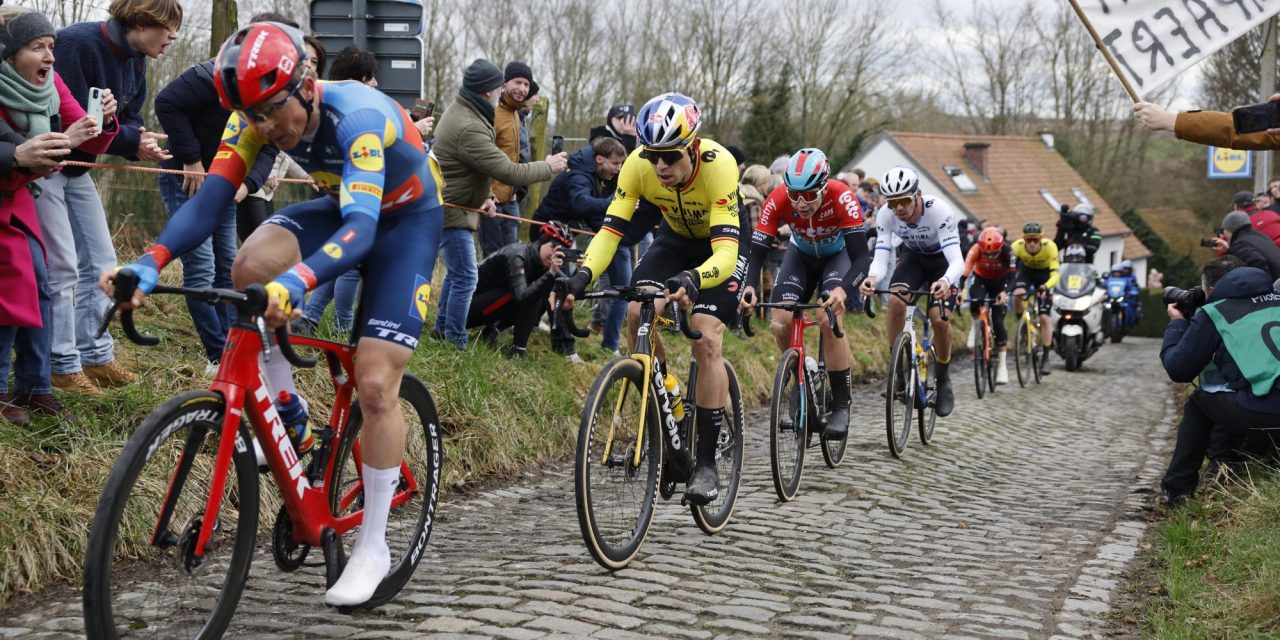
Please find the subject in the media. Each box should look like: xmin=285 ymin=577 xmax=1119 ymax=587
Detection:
xmin=1014 ymin=317 xmax=1031 ymax=388
xmin=918 ymin=345 xmax=938 ymax=445
xmin=769 ymin=349 xmax=805 ymax=501
xmin=692 ymin=361 xmax=745 ymax=534
xmin=84 ymin=391 xmax=260 ymax=640
xmin=973 ymin=318 xmax=987 ymax=399
xmin=575 ymin=357 xmax=661 ymax=570
xmin=885 ymin=333 xmax=915 ymax=458
xmin=328 ymin=373 xmax=443 ymax=607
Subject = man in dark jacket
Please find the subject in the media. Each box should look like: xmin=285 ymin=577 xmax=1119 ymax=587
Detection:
xmin=1218 ymin=210 xmax=1280 ymax=280
xmin=1054 ymin=203 xmax=1103 ymax=261
xmin=587 ymin=103 xmax=636 ymax=154
xmin=534 ymin=137 xmax=624 ymax=231
xmin=1159 ymin=258 xmax=1280 ymax=505
xmin=465 ymin=222 xmax=572 ymax=358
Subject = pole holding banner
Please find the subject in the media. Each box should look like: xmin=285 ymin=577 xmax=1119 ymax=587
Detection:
xmin=1068 ymin=0 xmax=1141 ymax=103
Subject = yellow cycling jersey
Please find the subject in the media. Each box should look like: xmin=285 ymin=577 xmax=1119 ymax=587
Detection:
xmin=1012 ymin=237 xmax=1060 ymax=288
xmin=581 ymin=139 xmax=742 ymax=288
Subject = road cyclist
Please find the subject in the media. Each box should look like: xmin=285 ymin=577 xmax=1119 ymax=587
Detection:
xmin=961 ymin=227 xmax=1016 ymax=386
xmin=1010 ymin=221 xmax=1060 ymax=377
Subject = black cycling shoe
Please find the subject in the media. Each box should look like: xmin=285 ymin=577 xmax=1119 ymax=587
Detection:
xmin=1039 ymin=352 xmax=1052 ymax=376
xmin=935 ymin=377 xmax=955 ymax=417
xmin=824 ymin=402 xmax=850 ymax=439
xmin=683 ymin=464 xmax=720 ymax=506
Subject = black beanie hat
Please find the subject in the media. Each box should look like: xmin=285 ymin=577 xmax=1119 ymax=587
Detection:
xmin=504 ymin=60 xmax=533 ymax=84
xmin=463 ymin=58 xmax=504 ymax=93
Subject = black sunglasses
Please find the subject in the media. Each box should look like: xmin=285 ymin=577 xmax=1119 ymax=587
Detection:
xmin=639 ymin=148 xmax=686 ymax=165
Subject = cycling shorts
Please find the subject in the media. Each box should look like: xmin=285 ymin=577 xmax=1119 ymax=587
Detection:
xmin=770 ymin=248 xmax=850 ymax=304
xmin=890 ymin=248 xmax=954 ymax=311
xmin=967 ymin=276 xmax=1009 ymax=346
xmin=631 ymin=230 xmax=742 ymax=327
xmin=1012 ymin=266 xmax=1053 ymax=314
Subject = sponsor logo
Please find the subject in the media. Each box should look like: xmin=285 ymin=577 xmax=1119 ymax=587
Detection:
xmin=700 ymin=266 xmax=720 ymax=281
xmin=323 ymin=242 xmax=343 ymax=259
xmin=349 ymin=133 xmax=385 ymax=172
xmin=348 ymin=182 xmax=383 ymax=198
xmin=214 ymin=150 xmax=234 ymax=161
xmin=246 ymin=29 xmax=269 ymax=69
xmin=409 ymin=420 xmax=442 ymax=565
xmin=147 ymin=408 xmax=220 ymax=460
xmin=374 ymin=326 xmax=419 ymax=347
xmin=409 ymin=275 xmax=431 ymax=321
xmin=342 ymin=229 xmax=357 ymax=243
xmin=715 ymin=198 xmax=729 ymax=206
xmin=652 ymin=368 xmax=681 ymax=449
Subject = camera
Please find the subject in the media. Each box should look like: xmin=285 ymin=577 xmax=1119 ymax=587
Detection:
xmin=558 ymin=247 xmax=583 ymax=262
xmin=1200 ymin=237 xmax=1221 ymax=248
xmin=1163 ymin=285 xmax=1206 ymax=316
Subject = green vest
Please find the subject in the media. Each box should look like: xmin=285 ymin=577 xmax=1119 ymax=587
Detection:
xmin=1202 ymin=292 xmax=1280 ymax=397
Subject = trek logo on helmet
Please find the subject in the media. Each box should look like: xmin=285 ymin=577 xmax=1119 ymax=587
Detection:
xmin=246 ymin=29 xmax=269 ymax=69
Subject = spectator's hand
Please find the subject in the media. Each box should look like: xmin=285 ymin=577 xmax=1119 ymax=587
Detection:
xmin=136 ymin=128 xmax=172 ymax=162
xmin=100 ymin=88 xmax=117 ymax=120
xmin=930 ymin=278 xmax=950 ymax=300
xmin=14 ymin=132 xmax=71 ymax=174
xmin=64 ymin=115 xmax=99 ymax=148
xmin=550 ymin=249 xmax=566 ymax=275
xmin=182 ymin=161 xmax=205 ymax=196
xmin=234 ymin=183 xmax=249 ymax=203
xmin=265 ymin=175 xmax=280 ymax=191
xmin=1133 ymin=101 xmax=1176 ymax=133
xmin=1166 ymin=303 xmax=1184 ymax=321
xmin=618 ymin=114 xmax=637 ymax=136
xmin=859 ymin=275 xmax=877 ymax=297
xmin=480 ymin=196 xmax=497 ymax=217
xmin=546 ymin=152 xmax=568 ymax=173
xmin=1214 ymin=237 xmax=1229 ymax=251
xmin=414 ymin=116 xmax=434 ymax=139
xmin=822 ymin=286 xmax=847 ymax=316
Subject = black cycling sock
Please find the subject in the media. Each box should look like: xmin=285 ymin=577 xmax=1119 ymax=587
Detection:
xmin=829 ymin=368 xmax=851 ymax=405
xmin=696 ymin=406 xmax=723 ymax=467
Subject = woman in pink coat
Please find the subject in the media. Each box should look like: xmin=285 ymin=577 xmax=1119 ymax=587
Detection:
xmin=0 ymin=7 xmax=117 ymax=425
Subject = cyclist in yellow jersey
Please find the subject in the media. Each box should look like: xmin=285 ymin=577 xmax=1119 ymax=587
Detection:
xmin=1010 ymin=221 xmax=1058 ymax=375
xmin=557 ymin=92 xmax=746 ymax=505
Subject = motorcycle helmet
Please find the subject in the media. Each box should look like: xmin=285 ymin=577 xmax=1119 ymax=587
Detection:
xmin=1072 ymin=202 xmax=1095 ymax=225
xmin=1063 ymin=244 xmax=1087 ymax=263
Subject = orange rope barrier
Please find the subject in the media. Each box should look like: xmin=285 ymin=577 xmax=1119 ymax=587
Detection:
xmin=65 ymin=160 xmax=597 ymax=237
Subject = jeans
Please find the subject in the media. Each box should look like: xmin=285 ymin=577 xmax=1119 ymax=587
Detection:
xmin=34 ymin=171 xmax=118 ymax=373
xmin=479 ymin=201 xmax=520 ymax=257
xmin=302 ymin=269 xmax=361 ymax=331
xmin=600 ymin=246 xmax=632 ymax=351
xmin=0 ymin=231 xmax=52 ymax=394
xmin=1161 ymin=389 xmax=1280 ymax=497
xmin=157 ymin=173 xmax=238 ymax=362
xmin=432 ymin=228 xmax=479 ymax=348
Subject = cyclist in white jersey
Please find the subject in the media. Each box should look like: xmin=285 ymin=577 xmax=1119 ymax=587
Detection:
xmin=858 ymin=166 xmax=965 ymax=416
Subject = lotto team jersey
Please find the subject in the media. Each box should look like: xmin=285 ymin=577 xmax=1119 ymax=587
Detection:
xmin=753 ymin=180 xmax=865 ymax=258
xmin=868 ymin=195 xmax=965 ymax=285
xmin=210 ymin=80 xmax=443 ymax=220
xmin=581 ymin=139 xmax=742 ymax=287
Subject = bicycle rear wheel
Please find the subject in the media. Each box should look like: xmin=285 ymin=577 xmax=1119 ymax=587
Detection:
xmin=918 ymin=345 xmax=938 ymax=445
xmin=769 ymin=349 xmax=805 ymax=501
xmin=692 ymin=361 xmax=745 ymax=534
xmin=885 ymin=333 xmax=915 ymax=458
xmin=985 ymin=329 xmax=999 ymax=394
xmin=327 ymin=373 xmax=443 ymax=607
xmin=574 ymin=357 xmax=661 ymax=570
xmin=1032 ymin=329 xmax=1046 ymax=384
xmin=84 ymin=391 xmax=259 ymax=640
xmin=972 ymin=318 xmax=987 ymax=399
xmin=1014 ymin=316 xmax=1031 ymax=388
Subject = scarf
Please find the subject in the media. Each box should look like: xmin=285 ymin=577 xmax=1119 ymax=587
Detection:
xmin=0 ymin=62 xmax=57 ymax=135
xmin=459 ymin=87 xmax=495 ymax=126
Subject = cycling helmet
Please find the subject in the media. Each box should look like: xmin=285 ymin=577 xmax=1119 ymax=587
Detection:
xmin=782 ymin=148 xmax=830 ymax=192
xmin=879 ymin=167 xmax=919 ymax=199
xmin=538 ymin=220 xmax=573 ymax=248
xmin=1022 ymin=221 xmax=1043 ymax=238
xmin=977 ymin=227 xmax=1004 ymax=254
xmin=636 ymin=92 xmax=701 ymax=150
xmin=214 ymin=22 xmax=309 ymax=112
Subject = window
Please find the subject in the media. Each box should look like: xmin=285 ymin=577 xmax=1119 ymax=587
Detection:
xmin=943 ymin=165 xmax=978 ymax=193
xmin=1039 ymin=189 xmax=1061 ymax=211
xmin=1070 ymin=188 xmax=1093 ymax=208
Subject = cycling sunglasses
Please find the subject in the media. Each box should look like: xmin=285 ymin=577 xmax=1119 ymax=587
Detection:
xmin=243 ymin=82 xmax=303 ymax=123
xmin=887 ymin=195 xmax=914 ymax=209
xmin=786 ymin=187 xmax=823 ymax=204
xmin=639 ymin=148 xmax=686 ymax=166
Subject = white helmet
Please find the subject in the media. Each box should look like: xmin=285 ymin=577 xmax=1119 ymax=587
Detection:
xmin=880 ymin=166 xmax=919 ymax=199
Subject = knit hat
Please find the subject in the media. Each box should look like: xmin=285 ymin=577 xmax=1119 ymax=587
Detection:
xmin=0 ymin=12 xmax=57 ymax=60
xmin=462 ymin=58 xmax=504 ymax=93
xmin=1232 ymin=190 xmax=1256 ymax=207
xmin=607 ymin=104 xmax=635 ymax=121
xmin=1222 ymin=210 xmax=1251 ymax=233
xmin=504 ymin=60 xmax=533 ymax=84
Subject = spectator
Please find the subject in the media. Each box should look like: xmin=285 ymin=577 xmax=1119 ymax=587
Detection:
xmin=430 ymin=58 xmax=566 ymax=349
xmin=0 ymin=6 xmax=118 ymax=423
xmin=850 ymin=167 xmax=866 ymax=182
xmin=769 ymin=154 xmax=788 ymax=177
xmin=588 ymin=103 xmax=636 ymax=154
xmin=153 ymin=17 xmax=282 ymax=372
xmin=1268 ymin=178 xmax=1280 ymax=214
xmin=1054 ymin=203 xmax=1102 ymax=261
xmin=328 ymin=44 xmax=377 ymax=86
xmin=1158 ymin=257 xmax=1280 ymax=505
xmin=1148 ymin=268 xmax=1164 ymax=290
xmin=740 ymin=164 xmax=780 ymax=304
xmin=466 ymin=221 xmax=573 ymax=358
xmin=1257 ymin=192 xmax=1273 ymax=211
xmin=1135 ymin=98 xmax=1280 ymax=152
xmin=36 ymin=0 xmax=181 ymax=394
xmin=1217 ymin=210 xmax=1280 ymax=280
xmin=724 ymin=143 xmax=746 ymax=174
xmin=477 ymin=60 xmax=538 ymax=257
xmin=1229 ymin=189 xmax=1280 ymax=247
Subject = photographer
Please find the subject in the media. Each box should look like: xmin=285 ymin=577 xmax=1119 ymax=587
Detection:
xmin=1054 ymin=203 xmax=1102 ymax=262
xmin=1213 ymin=211 xmax=1280 ymax=280
xmin=464 ymin=222 xmax=575 ymax=359
xmin=1158 ymin=257 xmax=1280 ymax=505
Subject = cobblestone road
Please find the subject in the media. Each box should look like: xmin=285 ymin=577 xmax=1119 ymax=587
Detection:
xmin=2 ymin=337 xmax=1176 ymax=639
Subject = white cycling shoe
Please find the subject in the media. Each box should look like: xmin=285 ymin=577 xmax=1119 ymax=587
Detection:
xmin=324 ymin=548 xmax=390 ymax=607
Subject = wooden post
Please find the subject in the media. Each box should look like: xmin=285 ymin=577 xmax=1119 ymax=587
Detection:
xmin=210 ymin=0 xmax=238 ymax=59
xmin=1258 ymin=16 xmax=1277 ymax=192
xmin=1067 ymin=0 xmax=1141 ymax=103
xmin=522 ymin=97 xmax=551 ymax=241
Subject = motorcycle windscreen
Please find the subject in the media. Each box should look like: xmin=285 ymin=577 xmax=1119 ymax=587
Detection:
xmin=1056 ymin=263 xmax=1097 ymax=298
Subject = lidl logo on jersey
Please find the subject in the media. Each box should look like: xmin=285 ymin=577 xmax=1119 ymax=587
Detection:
xmin=409 ymin=275 xmax=431 ymax=321
xmin=350 ymin=133 xmax=385 ymax=172
xmin=323 ymin=243 xmax=343 ymax=259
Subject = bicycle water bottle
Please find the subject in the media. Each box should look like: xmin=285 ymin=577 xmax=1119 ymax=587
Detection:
xmin=805 ymin=356 xmax=819 ymax=379
xmin=663 ymin=373 xmax=685 ymax=420
xmin=276 ymin=390 xmax=313 ymax=454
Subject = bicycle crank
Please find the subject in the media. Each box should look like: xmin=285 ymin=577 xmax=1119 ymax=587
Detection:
xmin=271 ymin=505 xmax=313 ymax=571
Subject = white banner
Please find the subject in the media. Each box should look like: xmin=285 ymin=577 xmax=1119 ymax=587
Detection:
xmin=1075 ymin=0 xmax=1280 ymax=94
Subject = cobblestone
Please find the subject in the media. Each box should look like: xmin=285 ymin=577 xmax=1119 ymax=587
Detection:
xmin=0 ymin=339 xmax=1176 ymax=638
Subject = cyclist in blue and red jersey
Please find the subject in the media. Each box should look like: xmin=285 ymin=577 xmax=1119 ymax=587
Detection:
xmin=740 ymin=148 xmax=869 ymax=437
xmin=99 ymin=23 xmax=442 ymax=608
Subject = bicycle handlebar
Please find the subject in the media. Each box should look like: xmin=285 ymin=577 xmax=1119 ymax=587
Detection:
xmin=663 ymin=278 xmax=702 ymax=341
xmin=742 ymin=292 xmax=844 ymax=339
xmin=101 ymin=268 xmax=316 ymax=368
xmin=868 ymin=288 xmax=952 ymax=322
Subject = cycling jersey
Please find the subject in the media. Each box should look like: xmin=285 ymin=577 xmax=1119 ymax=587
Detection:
xmin=746 ymin=180 xmax=869 ymax=296
xmin=1011 ymin=238 xmax=1060 ymax=287
xmin=868 ymin=195 xmax=964 ymax=286
xmin=962 ymin=243 xmax=1015 ymax=282
xmin=581 ymin=139 xmax=741 ymax=288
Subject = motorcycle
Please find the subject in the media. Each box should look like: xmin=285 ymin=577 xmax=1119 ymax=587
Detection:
xmin=1050 ymin=262 xmax=1108 ymax=371
xmin=1101 ymin=274 xmax=1131 ymax=343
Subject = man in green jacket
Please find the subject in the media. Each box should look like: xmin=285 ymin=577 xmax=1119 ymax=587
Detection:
xmin=431 ymin=58 xmax=567 ymax=349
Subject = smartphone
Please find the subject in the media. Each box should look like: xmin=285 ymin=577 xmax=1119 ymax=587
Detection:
xmin=1232 ymin=101 xmax=1280 ymax=134
xmin=551 ymin=135 xmax=564 ymax=155
xmin=48 ymin=113 xmax=61 ymax=133
xmin=1200 ymin=237 xmax=1221 ymax=247
xmin=87 ymin=87 xmax=104 ymax=132
xmin=410 ymin=99 xmax=435 ymax=122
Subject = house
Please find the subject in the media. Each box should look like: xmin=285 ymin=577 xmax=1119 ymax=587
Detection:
xmin=845 ymin=131 xmax=1152 ymax=285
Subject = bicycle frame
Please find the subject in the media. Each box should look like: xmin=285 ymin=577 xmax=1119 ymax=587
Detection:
xmin=748 ymin=299 xmax=842 ymax=428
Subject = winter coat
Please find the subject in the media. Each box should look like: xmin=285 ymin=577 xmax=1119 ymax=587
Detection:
xmin=54 ymin=19 xmax=147 ymax=175
xmin=533 ymin=145 xmax=612 ymax=229
xmin=491 ymin=92 xmax=522 ymax=203
xmin=1228 ymin=226 xmax=1280 ymax=280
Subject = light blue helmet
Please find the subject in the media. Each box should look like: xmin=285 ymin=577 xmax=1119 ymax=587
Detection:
xmin=782 ymin=148 xmax=830 ymax=192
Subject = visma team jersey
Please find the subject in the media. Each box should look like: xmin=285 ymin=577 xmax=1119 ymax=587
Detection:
xmin=868 ymin=195 xmax=965 ymax=285
xmin=753 ymin=180 xmax=864 ymax=258
xmin=581 ymin=139 xmax=742 ymax=287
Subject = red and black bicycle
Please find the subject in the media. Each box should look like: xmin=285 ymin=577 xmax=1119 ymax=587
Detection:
xmin=82 ymin=270 xmax=442 ymax=639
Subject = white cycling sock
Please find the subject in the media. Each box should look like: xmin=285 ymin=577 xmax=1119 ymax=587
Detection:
xmin=259 ymin=344 xmax=299 ymax=401
xmin=353 ymin=463 xmax=398 ymax=564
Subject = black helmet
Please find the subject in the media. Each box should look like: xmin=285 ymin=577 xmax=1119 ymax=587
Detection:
xmin=1022 ymin=221 xmax=1043 ymax=237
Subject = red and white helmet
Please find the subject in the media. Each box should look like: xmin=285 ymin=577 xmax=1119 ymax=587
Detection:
xmin=213 ymin=22 xmax=309 ymax=112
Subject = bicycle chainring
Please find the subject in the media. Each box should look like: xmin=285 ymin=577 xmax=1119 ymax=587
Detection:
xmin=271 ymin=505 xmax=311 ymax=571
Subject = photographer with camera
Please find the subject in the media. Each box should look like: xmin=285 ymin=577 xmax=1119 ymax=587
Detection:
xmin=464 ymin=222 xmax=577 ymax=359
xmin=1210 ymin=211 xmax=1280 ymax=280
xmin=1158 ymin=256 xmax=1280 ymax=506
xmin=1054 ymin=203 xmax=1102 ymax=262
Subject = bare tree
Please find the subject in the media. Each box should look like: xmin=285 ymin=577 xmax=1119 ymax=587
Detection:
xmin=465 ymin=0 xmax=541 ymax=67
xmin=421 ymin=0 xmax=461 ymax=105
xmin=685 ymin=0 xmax=759 ymax=138
xmin=539 ymin=0 xmax=609 ymax=136
xmin=931 ymin=0 xmax=1041 ymax=135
